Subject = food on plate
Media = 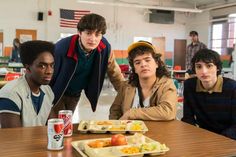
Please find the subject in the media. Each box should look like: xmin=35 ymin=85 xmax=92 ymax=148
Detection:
xmin=140 ymin=142 xmax=167 ymax=152
xmin=109 ymin=125 xmax=126 ymax=131
xmin=129 ymin=133 xmax=146 ymax=144
xmin=111 ymin=134 xmax=127 ymax=146
xmin=96 ymin=121 xmax=113 ymax=125
xmin=82 ymin=122 xmax=88 ymax=130
xmin=120 ymin=146 xmax=140 ymax=154
xmin=78 ymin=120 xmax=148 ymax=134
xmin=120 ymin=143 xmax=168 ymax=155
xmin=87 ymin=134 xmax=128 ymax=148
xmin=140 ymin=143 xmax=158 ymax=152
xmin=87 ymin=140 xmax=111 ymax=148
xmin=90 ymin=125 xmax=108 ymax=131
xmin=129 ymin=122 xmax=143 ymax=131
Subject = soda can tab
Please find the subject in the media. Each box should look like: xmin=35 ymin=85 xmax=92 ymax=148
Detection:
xmin=47 ymin=118 xmax=64 ymax=150
xmin=58 ymin=110 xmax=73 ymax=137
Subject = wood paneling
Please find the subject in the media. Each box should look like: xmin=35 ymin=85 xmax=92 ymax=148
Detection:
xmin=16 ymin=29 xmax=37 ymax=42
xmin=0 ymin=32 xmax=3 ymax=56
xmin=3 ymin=47 xmax=12 ymax=56
xmin=0 ymin=32 xmax=3 ymax=43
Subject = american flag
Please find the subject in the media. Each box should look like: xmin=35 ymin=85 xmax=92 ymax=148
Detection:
xmin=60 ymin=9 xmax=90 ymax=28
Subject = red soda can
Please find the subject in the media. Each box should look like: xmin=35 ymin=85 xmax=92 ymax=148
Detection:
xmin=47 ymin=118 xmax=64 ymax=150
xmin=58 ymin=110 xmax=73 ymax=137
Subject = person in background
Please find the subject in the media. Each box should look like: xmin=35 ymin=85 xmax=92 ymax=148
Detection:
xmin=109 ymin=41 xmax=177 ymax=120
xmin=0 ymin=40 xmax=55 ymax=128
xmin=50 ymin=13 xmax=124 ymax=117
xmin=185 ymin=31 xmax=207 ymax=77
xmin=10 ymin=38 xmax=21 ymax=62
xmin=182 ymin=49 xmax=236 ymax=140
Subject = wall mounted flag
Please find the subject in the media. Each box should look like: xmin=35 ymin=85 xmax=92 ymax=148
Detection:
xmin=60 ymin=9 xmax=90 ymax=28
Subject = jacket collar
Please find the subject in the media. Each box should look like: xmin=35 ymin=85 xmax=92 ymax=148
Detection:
xmin=196 ymin=75 xmax=223 ymax=93
xmin=66 ymin=35 xmax=107 ymax=61
xmin=125 ymin=76 xmax=169 ymax=109
xmin=67 ymin=35 xmax=79 ymax=62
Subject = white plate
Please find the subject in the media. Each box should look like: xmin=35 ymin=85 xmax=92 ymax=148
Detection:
xmin=71 ymin=134 xmax=169 ymax=157
xmin=78 ymin=120 xmax=148 ymax=134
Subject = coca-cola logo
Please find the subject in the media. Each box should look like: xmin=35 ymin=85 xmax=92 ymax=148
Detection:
xmin=53 ymin=134 xmax=63 ymax=141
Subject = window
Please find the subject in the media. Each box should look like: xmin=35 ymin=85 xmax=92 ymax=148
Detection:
xmin=211 ymin=14 xmax=236 ymax=55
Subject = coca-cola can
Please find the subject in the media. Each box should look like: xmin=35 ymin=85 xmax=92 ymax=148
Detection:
xmin=58 ymin=110 xmax=73 ymax=137
xmin=47 ymin=118 xmax=64 ymax=150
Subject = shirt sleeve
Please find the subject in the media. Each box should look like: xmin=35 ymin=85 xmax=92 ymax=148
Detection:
xmin=107 ymin=50 xmax=125 ymax=91
xmin=0 ymin=98 xmax=20 ymax=115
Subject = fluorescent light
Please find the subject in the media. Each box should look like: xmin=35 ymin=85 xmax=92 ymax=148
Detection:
xmin=77 ymin=0 xmax=202 ymax=13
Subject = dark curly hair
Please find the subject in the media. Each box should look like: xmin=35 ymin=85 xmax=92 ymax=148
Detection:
xmin=77 ymin=13 xmax=107 ymax=34
xmin=128 ymin=46 xmax=170 ymax=87
xmin=191 ymin=48 xmax=222 ymax=75
xmin=19 ymin=40 xmax=54 ymax=66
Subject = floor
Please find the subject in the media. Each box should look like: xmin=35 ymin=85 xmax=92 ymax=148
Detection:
xmin=72 ymin=79 xmax=183 ymax=123
xmin=72 ymin=79 xmax=117 ymax=123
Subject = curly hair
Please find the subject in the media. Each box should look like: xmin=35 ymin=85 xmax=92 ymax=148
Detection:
xmin=77 ymin=13 xmax=107 ymax=34
xmin=191 ymin=48 xmax=222 ymax=75
xmin=128 ymin=46 xmax=170 ymax=87
xmin=19 ymin=40 xmax=54 ymax=66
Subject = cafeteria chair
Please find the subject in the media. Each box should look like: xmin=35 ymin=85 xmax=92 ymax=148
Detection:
xmin=4 ymin=72 xmax=21 ymax=81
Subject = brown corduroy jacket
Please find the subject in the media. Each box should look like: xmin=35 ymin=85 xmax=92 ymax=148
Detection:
xmin=109 ymin=76 xmax=177 ymax=121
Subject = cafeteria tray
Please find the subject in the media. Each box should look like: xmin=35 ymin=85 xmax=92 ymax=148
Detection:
xmin=78 ymin=120 xmax=148 ymax=134
xmin=71 ymin=133 xmax=169 ymax=157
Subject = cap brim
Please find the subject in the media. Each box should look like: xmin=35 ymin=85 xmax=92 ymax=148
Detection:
xmin=127 ymin=41 xmax=156 ymax=54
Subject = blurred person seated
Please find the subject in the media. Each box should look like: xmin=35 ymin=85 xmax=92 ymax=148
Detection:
xmin=10 ymin=38 xmax=21 ymax=63
xmin=0 ymin=40 xmax=55 ymax=128
xmin=109 ymin=41 xmax=177 ymax=120
xmin=182 ymin=49 xmax=236 ymax=140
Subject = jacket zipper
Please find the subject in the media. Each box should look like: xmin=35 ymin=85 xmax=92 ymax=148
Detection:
xmin=97 ymin=53 xmax=101 ymax=99
xmin=55 ymin=61 xmax=78 ymax=105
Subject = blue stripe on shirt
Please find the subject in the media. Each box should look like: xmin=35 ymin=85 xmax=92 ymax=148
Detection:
xmin=0 ymin=98 xmax=20 ymax=113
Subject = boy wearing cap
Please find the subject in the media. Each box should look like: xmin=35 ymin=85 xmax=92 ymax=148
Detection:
xmin=182 ymin=49 xmax=236 ymax=140
xmin=109 ymin=41 xmax=177 ymax=120
xmin=186 ymin=31 xmax=207 ymax=75
xmin=50 ymin=13 xmax=124 ymax=116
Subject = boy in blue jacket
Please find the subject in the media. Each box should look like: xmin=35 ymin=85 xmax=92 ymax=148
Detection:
xmin=50 ymin=13 xmax=124 ymax=116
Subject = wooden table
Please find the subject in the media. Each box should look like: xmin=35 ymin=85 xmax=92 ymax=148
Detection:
xmin=1 ymin=120 xmax=236 ymax=157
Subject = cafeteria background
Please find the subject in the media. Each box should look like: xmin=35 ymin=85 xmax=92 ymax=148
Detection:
xmin=0 ymin=0 xmax=236 ymax=123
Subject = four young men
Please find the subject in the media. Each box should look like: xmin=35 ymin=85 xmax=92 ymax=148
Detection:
xmin=0 ymin=14 xmax=235 ymax=141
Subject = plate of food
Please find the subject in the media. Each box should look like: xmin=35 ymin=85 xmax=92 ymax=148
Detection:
xmin=78 ymin=120 xmax=148 ymax=134
xmin=71 ymin=133 xmax=169 ymax=157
